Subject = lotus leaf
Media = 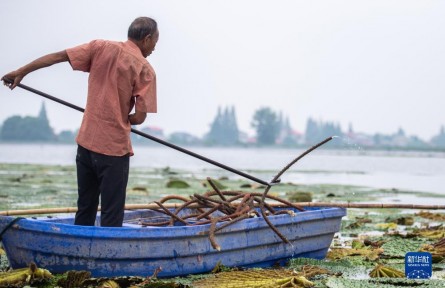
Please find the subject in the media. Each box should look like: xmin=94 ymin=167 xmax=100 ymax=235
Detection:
xmin=417 ymin=227 xmax=445 ymax=239
xmin=98 ymin=279 xmax=120 ymax=288
xmin=192 ymin=269 xmax=314 ymax=288
xmin=166 ymin=179 xmax=190 ymax=189
xmin=433 ymin=238 xmax=445 ymax=248
xmin=345 ymin=217 xmax=372 ymax=230
xmin=369 ymin=264 xmax=404 ymax=278
xmin=380 ymin=238 xmax=424 ymax=258
xmin=286 ymin=191 xmax=312 ymax=202
xmin=385 ymin=216 xmax=414 ymax=226
xmin=202 ymin=179 xmax=227 ymax=190
xmin=363 ymin=239 xmax=386 ymax=248
xmin=326 ymin=277 xmax=445 ymax=288
xmin=375 ymin=223 xmax=397 ymax=231
xmin=419 ymin=244 xmax=445 ymax=263
xmin=327 ymin=247 xmax=383 ymax=261
xmin=352 ymin=239 xmax=366 ymax=249
xmin=56 ymin=270 xmax=91 ymax=288
xmin=416 ymin=211 xmax=445 ymax=221
xmin=0 ymin=262 xmax=52 ymax=287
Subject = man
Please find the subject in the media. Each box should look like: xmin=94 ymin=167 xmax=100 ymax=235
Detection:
xmin=2 ymin=17 xmax=159 ymax=227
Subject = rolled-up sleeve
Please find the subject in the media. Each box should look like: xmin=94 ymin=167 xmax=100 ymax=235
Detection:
xmin=66 ymin=41 xmax=96 ymax=72
xmin=134 ymin=65 xmax=157 ymax=113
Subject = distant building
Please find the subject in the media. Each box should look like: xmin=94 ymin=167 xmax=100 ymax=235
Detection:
xmin=168 ymin=132 xmax=201 ymax=146
xmin=131 ymin=125 xmax=165 ymax=145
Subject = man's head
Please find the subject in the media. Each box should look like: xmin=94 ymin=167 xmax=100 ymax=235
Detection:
xmin=128 ymin=17 xmax=159 ymax=58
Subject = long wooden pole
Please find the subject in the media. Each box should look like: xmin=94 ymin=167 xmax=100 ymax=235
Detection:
xmin=2 ymin=79 xmax=273 ymax=186
xmin=1 ymin=202 xmax=445 ymax=216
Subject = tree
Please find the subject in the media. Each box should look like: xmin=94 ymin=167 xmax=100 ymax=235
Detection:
xmin=205 ymin=106 xmax=239 ymax=145
xmin=431 ymin=126 xmax=445 ymax=148
xmin=58 ymin=130 xmax=76 ymax=143
xmin=251 ymin=107 xmax=280 ymax=145
xmin=304 ymin=118 xmax=343 ymax=145
xmin=0 ymin=102 xmax=55 ymax=141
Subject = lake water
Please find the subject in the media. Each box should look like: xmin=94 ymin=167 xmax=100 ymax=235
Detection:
xmin=0 ymin=143 xmax=444 ymax=195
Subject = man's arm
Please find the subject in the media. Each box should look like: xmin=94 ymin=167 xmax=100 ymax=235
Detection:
xmin=2 ymin=50 xmax=69 ymax=90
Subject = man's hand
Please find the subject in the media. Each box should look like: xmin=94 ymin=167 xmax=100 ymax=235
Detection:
xmin=129 ymin=110 xmax=147 ymax=125
xmin=1 ymin=70 xmax=25 ymax=90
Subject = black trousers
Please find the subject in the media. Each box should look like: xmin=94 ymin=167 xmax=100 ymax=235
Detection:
xmin=75 ymin=145 xmax=129 ymax=227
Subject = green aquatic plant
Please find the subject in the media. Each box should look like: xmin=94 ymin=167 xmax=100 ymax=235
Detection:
xmin=0 ymin=249 xmax=8 ymax=273
xmin=201 ymin=178 xmax=227 ymax=190
xmin=325 ymin=277 xmax=445 ymax=288
xmin=416 ymin=226 xmax=445 ymax=239
xmin=165 ymin=179 xmax=190 ymax=189
xmin=345 ymin=217 xmax=372 ymax=230
xmin=327 ymin=247 xmax=384 ymax=261
xmin=375 ymin=222 xmax=398 ymax=231
xmin=419 ymin=238 xmax=445 ymax=263
xmin=369 ymin=264 xmax=404 ymax=278
xmin=192 ymin=269 xmax=314 ymax=288
xmin=380 ymin=238 xmax=425 ymax=258
xmin=287 ymin=257 xmax=369 ymax=278
xmin=286 ymin=191 xmax=313 ymax=202
xmin=416 ymin=211 xmax=445 ymax=222
xmin=0 ymin=262 xmax=52 ymax=287
xmin=56 ymin=270 xmax=91 ymax=288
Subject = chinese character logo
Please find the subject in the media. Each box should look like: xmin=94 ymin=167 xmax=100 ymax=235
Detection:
xmin=405 ymin=252 xmax=432 ymax=279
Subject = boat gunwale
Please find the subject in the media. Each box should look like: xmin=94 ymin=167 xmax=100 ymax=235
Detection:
xmin=0 ymin=207 xmax=346 ymax=240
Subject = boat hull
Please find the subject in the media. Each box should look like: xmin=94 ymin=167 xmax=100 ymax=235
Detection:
xmin=0 ymin=207 xmax=346 ymax=277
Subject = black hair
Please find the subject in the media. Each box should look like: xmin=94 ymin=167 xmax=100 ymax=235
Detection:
xmin=128 ymin=17 xmax=158 ymax=40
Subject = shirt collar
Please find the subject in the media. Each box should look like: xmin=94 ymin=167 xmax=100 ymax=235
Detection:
xmin=125 ymin=40 xmax=143 ymax=57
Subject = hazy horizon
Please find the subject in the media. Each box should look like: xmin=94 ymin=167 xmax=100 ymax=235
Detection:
xmin=2 ymin=100 xmax=443 ymax=142
xmin=1 ymin=0 xmax=444 ymax=140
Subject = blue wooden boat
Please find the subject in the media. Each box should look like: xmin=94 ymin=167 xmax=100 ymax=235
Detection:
xmin=0 ymin=206 xmax=346 ymax=277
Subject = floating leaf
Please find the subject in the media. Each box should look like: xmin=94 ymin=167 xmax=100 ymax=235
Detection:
xmin=352 ymin=240 xmax=365 ymax=249
xmin=240 ymin=183 xmax=265 ymax=189
xmin=381 ymin=238 xmax=424 ymax=258
xmin=286 ymin=191 xmax=313 ymax=202
xmin=346 ymin=217 xmax=372 ymax=230
xmin=327 ymin=247 xmax=383 ymax=261
xmin=192 ymin=269 xmax=314 ymax=288
xmin=57 ymin=270 xmax=92 ymax=288
xmin=363 ymin=239 xmax=386 ymax=248
xmin=299 ymin=265 xmax=338 ymax=278
xmin=202 ymin=179 xmax=227 ymax=190
xmin=433 ymin=238 xmax=445 ymax=249
xmin=369 ymin=264 xmax=404 ymax=278
xmin=0 ymin=262 xmax=52 ymax=287
xmin=326 ymin=277 xmax=445 ymax=288
xmin=375 ymin=223 xmax=397 ymax=231
xmin=419 ymin=244 xmax=445 ymax=263
xmin=417 ymin=226 xmax=445 ymax=239
xmin=396 ymin=217 xmax=414 ymax=226
xmin=416 ymin=211 xmax=445 ymax=221
xmin=166 ymin=179 xmax=190 ymax=189
xmin=98 ymin=279 xmax=120 ymax=288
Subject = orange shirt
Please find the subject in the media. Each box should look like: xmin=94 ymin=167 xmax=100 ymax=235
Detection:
xmin=66 ymin=40 xmax=157 ymax=156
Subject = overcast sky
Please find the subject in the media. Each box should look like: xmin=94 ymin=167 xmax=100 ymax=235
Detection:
xmin=1 ymin=0 xmax=444 ymax=141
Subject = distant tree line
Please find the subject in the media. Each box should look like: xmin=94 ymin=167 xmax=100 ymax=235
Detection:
xmin=1 ymin=103 xmax=55 ymax=141
xmin=0 ymin=103 xmax=75 ymax=143
xmin=205 ymin=106 xmax=239 ymax=145
xmin=305 ymin=117 xmax=343 ymax=144
xmin=431 ymin=126 xmax=445 ymax=147
xmin=1 ymin=102 xmax=445 ymax=150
